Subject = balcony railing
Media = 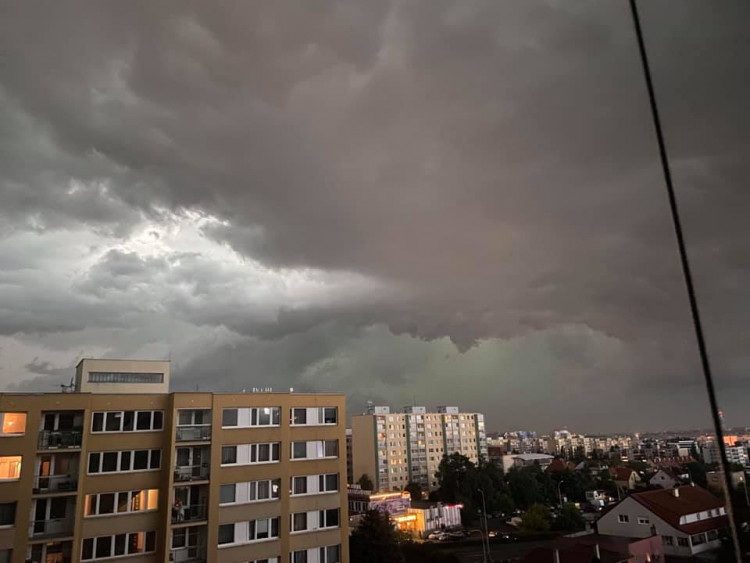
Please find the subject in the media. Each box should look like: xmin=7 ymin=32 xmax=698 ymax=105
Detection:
xmin=37 ymin=430 xmax=82 ymax=450
xmin=171 ymin=504 xmax=207 ymax=524
xmin=174 ymin=464 xmax=210 ymax=482
xmin=175 ymin=426 xmax=211 ymax=442
xmin=29 ymin=516 xmax=75 ymax=539
xmin=170 ymin=545 xmax=207 ymax=563
xmin=33 ymin=473 xmax=78 ymax=493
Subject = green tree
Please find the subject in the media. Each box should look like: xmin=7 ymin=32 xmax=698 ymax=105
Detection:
xmin=520 ymin=503 xmax=551 ymax=533
xmin=404 ymin=482 xmax=423 ymax=501
xmin=349 ymin=510 xmax=405 ymax=563
xmin=357 ymin=473 xmax=375 ymax=491
xmin=685 ymin=462 xmax=708 ymax=489
xmin=553 ymin=503 xmax=585 ymax=532
xmin=506 ymin=466 xmax=544 ymax=509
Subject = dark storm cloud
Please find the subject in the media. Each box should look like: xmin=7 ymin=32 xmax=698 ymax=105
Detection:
xmin=0 ymin=0 xmax=748 ymax=430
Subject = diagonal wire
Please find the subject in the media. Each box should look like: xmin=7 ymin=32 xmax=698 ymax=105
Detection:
xmin=628 ymin=0 xmax=742 ymax=560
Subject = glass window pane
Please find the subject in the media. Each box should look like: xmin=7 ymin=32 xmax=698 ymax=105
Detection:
xmin=272 ymin=442 xmax=280 ymax=460
xmin=102 ymin=452 xmax=118 ymax=472
xmin=258 ymin=443 xmax=270 ymax=461
xmin=119 ymin=451 xmax=131 ymax=471
xmin=95 ymin=536 xmax=112 ymax=558
xmin=98 ymin=493 xmax=115 ymax=514
xmin=136 ymin=411 xmax=151 ymax=430
xmin=220 ymin=484 xmax=235 ymax=504
xmin=123 ymin=411 xmax=134 ymax=431
xmin=117 ymin=492 xmax=129 ymax=513
xmin=324 ymin=440 xmax=338 ymax=457
xmin=114 ymin=534 xmax=126 ymax=556
xmin=88 ymin=453 xmax=100 ymax=473
xmin=324 ymin=408 xmax=337 ymax=424
xmin=153 ymin=411 xmax=163 ymax=430
xmin=145 ymin=531 xmax=156 ymax=552
xmin=105 ymin=412 xmax=122 ymax=432
xmin=257 ymin=480 xmax=270 ymax=499
xmin=133 ymin=450 xmax=148 ymax=470
xmin=293 ymin=512 xmax=307 ymax=532
xmin=150 ymin=449 xmax=161 ymax=469
xmin=292 ymin=442 xmax=306 ymax=459
xmin=293 ymin=409 xmax=306 ymax=424
xmin=294 ymin=476 xmax=307 ymax=494
xmin=221 ymin=446 xmax=237 ymax=465
xmin=81 ymin=538 xmax=94 ymax=560
xmin=92 ymin=412 xmax=104 ymax=432
xmin=222 ymin=409 xmax=238 ymax=427
xmin=218 ymin=524 xmax=234 ymax=544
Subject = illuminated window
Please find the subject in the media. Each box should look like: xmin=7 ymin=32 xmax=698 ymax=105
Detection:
xmin=0 ymin=457 xmax=21 ymax=481
xmin=0 ymin=414 xmax=26 ymax=436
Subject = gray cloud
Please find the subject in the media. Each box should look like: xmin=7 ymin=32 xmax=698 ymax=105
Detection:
xmin=0 ymin=0 xmax=748 ymax=431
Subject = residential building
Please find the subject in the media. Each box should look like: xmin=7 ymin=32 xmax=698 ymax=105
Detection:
xmin=345 ymin=430 xmax=353 ymax=486
xmin=609 ymin=467 xmax=641 ymax=491
xmin=0 ymin=358 xmax=348 ymax=563
xmin=347 ymin=488 xmax=410 ymax=517
xmin=502 ymin=453 xmax=554 ymax=473
xmin=706 ymin=470 xmax=746 ymax=492
xmin=649 ymin=469 xmax=683 ymax=490
xmin=703 ymin=442 xmax=748 ymax=466
xmin=596 ymin=485 xmax=728 ymax=557
xmin=350 ymin=405 xmax=487 ymax=492
xmin=521 ymin=534 xmax=663 ymax=563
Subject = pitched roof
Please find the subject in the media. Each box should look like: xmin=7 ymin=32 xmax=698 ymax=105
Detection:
xmin=629 ymin=485 xmax=727 ymax=534
xmin=610 ymin=467 xmax=637 ymax=481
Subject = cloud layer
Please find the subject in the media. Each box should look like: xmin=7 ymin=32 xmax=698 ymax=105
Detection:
xmin=1 ymin=1 xmax=749 ymax=432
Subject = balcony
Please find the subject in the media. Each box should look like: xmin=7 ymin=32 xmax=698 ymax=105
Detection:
xmin=174 ymin=464 xmax=210 ymax=483
xmin=37 ymin=430 xmax=82 ymax=451
xmin=171 ymin=503 xmax=207 ymax=525
xmin=33 ymin=474 xmax=78 ymax=494
xmin=175 ymin=426 xmax=211 ymax=442
xmin=29 ymin=516 xmax=75 ymax=540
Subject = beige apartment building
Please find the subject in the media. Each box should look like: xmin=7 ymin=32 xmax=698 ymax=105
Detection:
xmin=351 ymin=406 xmax=487 ymax=493
xmin=0 ymin=359 xmax=348 ymax=563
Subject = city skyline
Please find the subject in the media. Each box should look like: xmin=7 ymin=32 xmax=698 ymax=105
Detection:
xmin=1 ymin=1 xmax=749 ymax=433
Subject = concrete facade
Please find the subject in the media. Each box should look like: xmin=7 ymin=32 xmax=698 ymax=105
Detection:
xmin=0 ymin=377 xmax=348 ymax=563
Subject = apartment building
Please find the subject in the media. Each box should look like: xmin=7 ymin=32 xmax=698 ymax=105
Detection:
xmin=0 ymin=359 xmax=348 ymax=563
xmin=350 ymin=405 xmax=487 ymax=493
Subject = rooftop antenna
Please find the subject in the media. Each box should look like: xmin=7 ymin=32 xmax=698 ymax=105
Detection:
xmin=629 ymin=1 xmax=741 ymax=559
xmin=60 ymin=377 xmax=75 ymax=393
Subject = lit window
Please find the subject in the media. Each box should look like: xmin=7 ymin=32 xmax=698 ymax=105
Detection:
xmin=0 ymin=457 xmax=21 ymax=480
xmin=0 ymin=413 xmax=26 ymax=436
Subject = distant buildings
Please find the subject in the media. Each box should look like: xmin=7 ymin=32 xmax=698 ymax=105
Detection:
xmin=501 ymin=453 xmax=554 ymax=473
xmin=703 ymin=441 xmax=749 ymax=466
xmin=346 ymin=487 xmax=461 ymax=538
xmin=350 ymin=405 xmax=487 ymax=492
xmin=596 ymin=485 xmax=728 ymax=557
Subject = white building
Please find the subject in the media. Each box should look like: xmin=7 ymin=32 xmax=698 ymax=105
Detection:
xmin=597 ymin=486 xmax=728 ymax=557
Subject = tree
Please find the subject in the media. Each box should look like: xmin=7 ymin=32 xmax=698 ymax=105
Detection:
xmin=685 ymin=462 xmax=708 ymax=489
xmin=357 ymin=474 xmax=374 ymax=491
xmin=520 ymin=503 xmax=551 ymax=533
xmin=553 ymin=503 xmax=585 ymax=532
xmin=349 ymin=510 xmax=405 ymax=563
xmin=404 ymin=482 xmax=423 ymax=501
xmin=506 ymin=466 xmax=544 ymax=510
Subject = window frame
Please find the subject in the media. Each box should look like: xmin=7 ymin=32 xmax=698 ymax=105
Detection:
xmin=87 ymin=449 xmax=161 ymax=474
xmin=91 ymin=410 xmax=164 ymax=433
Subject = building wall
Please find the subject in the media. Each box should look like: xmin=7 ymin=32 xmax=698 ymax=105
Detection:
xmin=350 ymin=416 xmax=376 ymax=490
xmin=596 ymin=496 xmax=721 ymax=557
xmin=76 ymin=359 xmax=171 ymax=394
xmin=0 ymin=390 xmax=349 ymax=563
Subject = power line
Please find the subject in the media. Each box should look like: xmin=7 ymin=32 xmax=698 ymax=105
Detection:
xmin=628 ymin=1 xmax=742 ymax=559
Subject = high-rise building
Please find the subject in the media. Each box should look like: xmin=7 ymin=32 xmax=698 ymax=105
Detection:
xmin=0 ymin=359 xmax=348 ymax=563
xmin=350 ymin=405 xmax=487 ymax=492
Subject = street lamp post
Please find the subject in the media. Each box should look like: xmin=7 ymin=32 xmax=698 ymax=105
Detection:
xmin=478 ymin=489 xmax=492 ymax=563
xmin=557 ymin=480 xmax=564 ymax=508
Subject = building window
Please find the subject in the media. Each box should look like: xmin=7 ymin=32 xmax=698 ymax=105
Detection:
xmin=0 ymin=457 xmax=21 ymax=481
xmin=618 ymin=514 xmax=629 ymax=523
xmin=290 ymin=440 xmax=338 ymax=460
xmin=87 ymin=449 xmax=160 ymax=474
xmin=677 ymin=537 xmax=689 ymax=547
xmin=292 ymin=545 xmax=341 ymax=563
xmin=691 ymin=533 xmax=706 ymax=546
xmin=222 ymin=407 xmax=280 ymax=428
xmin=88 ymin=372 xmax=163 ymax=384
xmin=81 ymin=531 xmax=156 ymax=560
xmin=292 ymin=512 xmax=307 ymax=532
xmin=219 ymin=479 xmax=281 ymax=505
xmin=221 ymin=443 xmax=281 ymax=466
xmin=637 ymin=517 xmax=650 ymax=525
xmin=661 ymin=535 xmax=674 ymax=546
xmin=290 ymin=407 xmax=338 ymax=426
xmin=177 ymin=409 xmax=211 ymax=426
xmin=0 ymin=503 xmax=16 ymax=527
xmin=84 ymin=490 xmax=158 ymax=516
xmin=290 ymin=509 xmax=340 ymax=533
xmin=0 ymin=413 xmax=26 ymax=436
xmin=91 ymin=410 xmax=163 ymax=433
xmin=218 ymin=524 xmax=234 ymax=545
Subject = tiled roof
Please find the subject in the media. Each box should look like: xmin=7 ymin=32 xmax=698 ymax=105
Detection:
xmin=630 ymin=486 xmax=726 ymax=534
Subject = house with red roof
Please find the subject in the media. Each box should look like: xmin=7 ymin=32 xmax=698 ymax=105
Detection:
xmin=596 ymin=485 xmax=728 ymax=557
xmin=609 ymin=467 xmax=641 ymax=491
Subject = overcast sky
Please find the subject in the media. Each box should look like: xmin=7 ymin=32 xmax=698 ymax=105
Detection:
xmin=1 ymin=1 xmax=748 ymax=433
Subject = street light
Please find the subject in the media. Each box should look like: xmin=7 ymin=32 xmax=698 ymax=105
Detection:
xmin=478 ymin=488 xmax=492 ymax=563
